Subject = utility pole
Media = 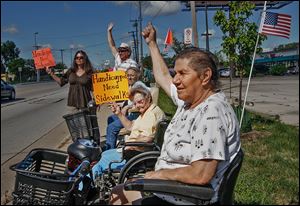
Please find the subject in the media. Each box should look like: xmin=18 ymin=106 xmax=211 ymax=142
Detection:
xmin=201 ymin=4 xmax=212 ymax=52
xmin=60 ymin=49 xmax=64 ymax=65
xmin=128 ymin=31 xmax=138 ymax=63
xmin=34 ymin=32 xmax=40 ymax=82
xmin=70 ymin=48 xmax=73 ymax=68
xmin=190 ymin=1 xmax=199 ymax=47
xmin=138 ymin=1 xmax=144 ymax=72
xmin=60 ymin=49 xmax=65 ymax=75
xmin=205 ymin=2 xmax=210 ymax=51
xmin=130 ymin=19 xmax=139 ymax=64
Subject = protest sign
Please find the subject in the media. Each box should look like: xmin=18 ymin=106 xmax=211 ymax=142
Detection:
xmin=92 ymin=71 xmax=129 ymax=104
xmin=32 ymin=48 xmax=56 ymax=69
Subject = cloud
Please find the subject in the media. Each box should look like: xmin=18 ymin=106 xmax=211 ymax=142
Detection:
xmin=157 ymin=38 xmax=164 ymax=45
xmin=69 ymin=44 xmax=84 ymax=49
xmin=113 ymin=1 xmax=131 ymax=6
xmin=41 ymin=44 xmax=52 ymax=48
xmin=2 ymin=25 xmax=18 ymax=34
xmin=142 ymin=1 xmax=181 ymax=16
xmin=112 ymin=1 xmax=181 ymax=17
xmin=63 ymin=2 xmax=72 ymax=12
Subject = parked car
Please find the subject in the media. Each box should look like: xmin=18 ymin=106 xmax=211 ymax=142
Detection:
xmin=286 ymin=66 xmax=299 ymax=75
xmin=1 ymin=79 xmax=16 ymax=100
xmin=219 ymin=68 xmax=231 ymax=77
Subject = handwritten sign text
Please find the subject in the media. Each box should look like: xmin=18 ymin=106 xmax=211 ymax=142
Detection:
xmin=32 ymin=48 xmax=56 ymax=69
xmin=92 ymin=71 xmax=129 ymax=104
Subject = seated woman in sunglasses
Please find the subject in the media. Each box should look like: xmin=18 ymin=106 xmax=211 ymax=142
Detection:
xmin=92 ymin=85 xmax=166 ymax=178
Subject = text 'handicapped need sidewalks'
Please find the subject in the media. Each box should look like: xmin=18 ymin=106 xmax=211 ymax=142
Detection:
xmin=92 ymin=71 xmax=129 ymax=104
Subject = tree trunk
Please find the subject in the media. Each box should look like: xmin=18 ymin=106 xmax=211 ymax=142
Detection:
xmin=239 ymin=69 xmax=243 ymax=107
xmin=229 ymin=62 xmax=233 ymax=100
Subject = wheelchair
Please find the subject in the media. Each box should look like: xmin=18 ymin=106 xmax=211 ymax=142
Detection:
xmin=93 ymin=118 xmax=170 ymax=204
xmin=124 ymin=149 xmax=244 ymax=205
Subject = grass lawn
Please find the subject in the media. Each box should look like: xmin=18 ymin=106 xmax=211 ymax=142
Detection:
xmin=157 ymin=88 xmax=299 ymax=205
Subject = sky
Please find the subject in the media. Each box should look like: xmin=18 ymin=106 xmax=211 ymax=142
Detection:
xmin=1 ymin=1 xmax=299 ymax=69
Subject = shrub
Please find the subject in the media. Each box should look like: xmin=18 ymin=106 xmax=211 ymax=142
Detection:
xmin=269 ymin=64 xmax=287 ymax=76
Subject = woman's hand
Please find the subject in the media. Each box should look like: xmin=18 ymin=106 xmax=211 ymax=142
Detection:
xmin=121 ymin=105 xmax=132 ymax=116
xmin=142 ymin=22 xmax=156 ymax=45
xmin=45 ymin=66 xmax=53 ymax=75
xmin=110 ymin=102 xmax=121 ymax=115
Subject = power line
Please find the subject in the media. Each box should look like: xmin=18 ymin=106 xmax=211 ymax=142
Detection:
xmin=149 ymin=1 xmax=169 ymax=22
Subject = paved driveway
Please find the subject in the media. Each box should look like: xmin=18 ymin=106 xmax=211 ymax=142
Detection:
xmin=220 ymin=75 xmax=299 ymax=127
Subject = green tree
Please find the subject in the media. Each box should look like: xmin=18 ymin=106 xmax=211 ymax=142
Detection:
xmin=23 ymin=59 xmax=36 ymax=81
xmin=214 ymin=50 xmax=228 ymax=68
xmin=142 ymin=52 xmax=171 ymax=70
xmin=54 ymin=62 xmax=68 ymax=76
xmin=1 ymin=40 xmax=20 ymax=68
xmin=142 ymin=55 xmax=153 ymax=70
xmin=7 ymin=58 xmax=25 ymax=75
xmin=274 ymin=42 xmax=299 ymax=51
xmin=214 ymin=1 xmax=266 ymax=106
xmin=171 ymin=36 xmax=190 ymax=55
xmin=1 ymin=62 xmax=6 ymax=74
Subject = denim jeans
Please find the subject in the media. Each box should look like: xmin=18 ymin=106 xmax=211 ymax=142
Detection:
xmin=78 ymin=149 xmax=125 ymax=191
xmin=104 ymin=112 xmax=139 ymax=150
xmin=92 ymin=149 xmax=125 ymax=179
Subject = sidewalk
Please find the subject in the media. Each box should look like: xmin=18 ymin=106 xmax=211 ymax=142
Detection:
xmin=1 ymin=104 xmax=112 ymax=205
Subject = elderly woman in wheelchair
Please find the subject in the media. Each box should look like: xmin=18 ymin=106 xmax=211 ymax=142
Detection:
xmin=107 ymin=23 xmax=243 ymax=205
xmin=87 ymin=85 xmax=165 ymax=201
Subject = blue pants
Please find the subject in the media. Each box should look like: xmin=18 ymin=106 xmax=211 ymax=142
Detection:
xmin=78 ymin=149 xmax=125 ymax=190
xmin=92 ymin=149 xmax=126 ymax=179
xmin=105 ymin=112 xmax=139 ymax=150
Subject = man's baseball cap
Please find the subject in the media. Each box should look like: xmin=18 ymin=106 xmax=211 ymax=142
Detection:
xmin=118 ymin=43 xmax=131 ymax=51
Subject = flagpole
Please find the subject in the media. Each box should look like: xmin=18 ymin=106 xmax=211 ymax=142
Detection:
xmin=239 ymin=1 xmax=267 ymax=128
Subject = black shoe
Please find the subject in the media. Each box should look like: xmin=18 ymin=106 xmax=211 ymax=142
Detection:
xmin=101 ymin=144 xmax=107 ymax=152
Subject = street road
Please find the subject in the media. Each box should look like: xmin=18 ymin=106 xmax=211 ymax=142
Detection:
xmin=1 ymin=81 xmax=69 ymax=164
xmin=220 ymin=75 xmax=299 ymax=126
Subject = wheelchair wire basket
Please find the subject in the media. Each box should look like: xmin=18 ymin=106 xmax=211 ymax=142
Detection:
xmin=63 ymin=109 xmax=99 ymax=143
xmin=9 ymin=148 xmax=79 ymax=205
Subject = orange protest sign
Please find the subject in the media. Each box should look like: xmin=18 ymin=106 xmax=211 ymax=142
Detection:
xmin=32 ymin=48 xmax=56 ymax=69
xmin=92 ymin=71 xmax=129 ymax=105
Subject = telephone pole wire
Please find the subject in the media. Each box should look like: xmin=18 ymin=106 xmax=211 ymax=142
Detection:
xmin=33 ymin=32 xmax=40 ymax=82
xmin=138 ymin=1 xmax=144 ymax=73
xmin=130 ymin=19 xmax=139 ymax=64
xmin=190 ymin=1 xmax=199 ymax=47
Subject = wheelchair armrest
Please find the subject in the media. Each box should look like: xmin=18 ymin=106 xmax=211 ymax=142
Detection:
xmin=123 ymin=142 xmax=159 ymax=152
xmin=124 ymin=142 xmax=156 ymax=147
xmin=124 ymin=179 xmax=214 ymax=201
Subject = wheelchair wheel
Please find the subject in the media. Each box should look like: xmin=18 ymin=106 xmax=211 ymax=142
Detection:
xmin=118 ymin=151 xmax=160 ymax=184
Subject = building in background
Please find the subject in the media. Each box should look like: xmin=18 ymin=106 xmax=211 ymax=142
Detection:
xmin=255 ymin=42 xmax=299 ymax=73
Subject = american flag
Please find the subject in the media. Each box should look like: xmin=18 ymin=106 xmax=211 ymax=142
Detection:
xmin=259 ymin=11 xmax=291 ymax=39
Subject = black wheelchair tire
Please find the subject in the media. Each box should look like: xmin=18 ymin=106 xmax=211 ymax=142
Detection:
xmin=118 ymin=151 xmax=160 ymax=184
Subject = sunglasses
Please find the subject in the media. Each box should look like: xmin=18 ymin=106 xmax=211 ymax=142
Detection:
xmin=75 ymin=56 xmax=84 ymax=60
xmin=118 ymin=50 xmax=128 ymax=53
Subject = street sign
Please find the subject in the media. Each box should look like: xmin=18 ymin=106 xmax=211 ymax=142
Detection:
xmin=184 ymin=28 xmax=192 ymax=45
xmin=18 ymin=67 xmax=22 ymax=72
